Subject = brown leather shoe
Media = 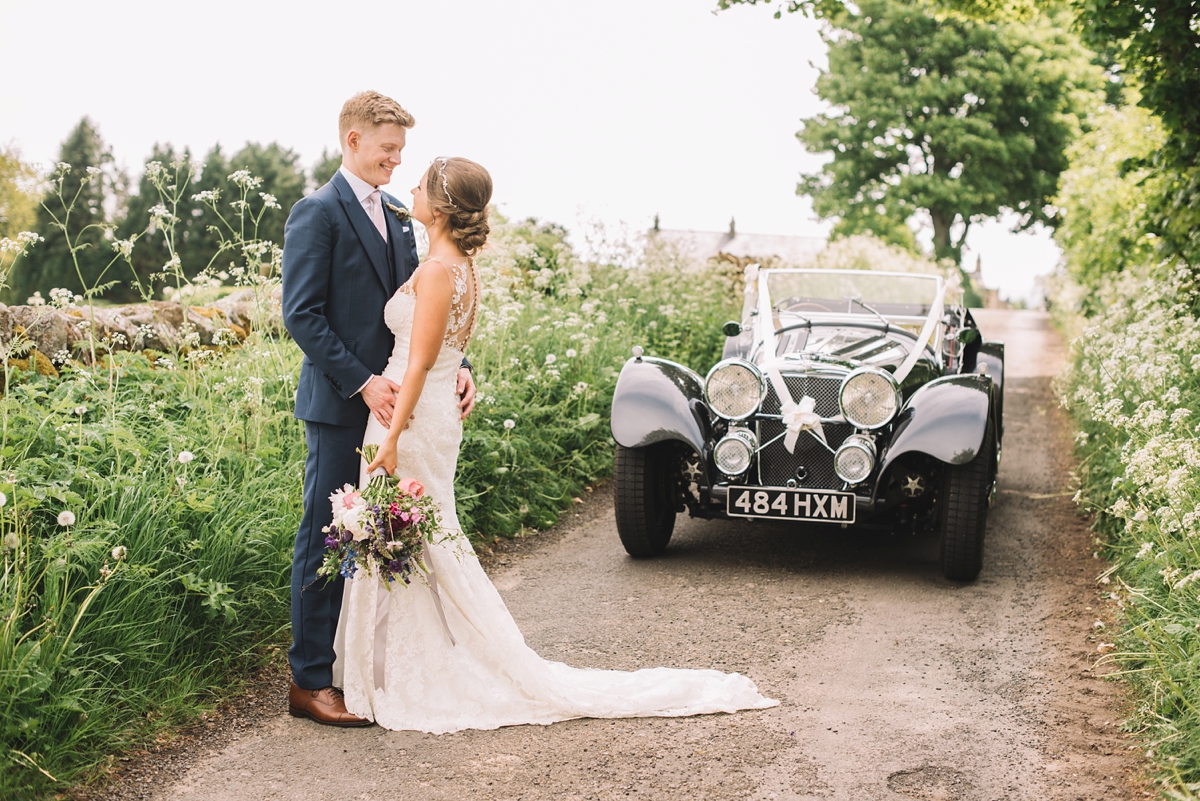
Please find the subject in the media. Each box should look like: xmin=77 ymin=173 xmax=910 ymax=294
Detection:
xmin=288 ymin=682 xmax=373 ymax=727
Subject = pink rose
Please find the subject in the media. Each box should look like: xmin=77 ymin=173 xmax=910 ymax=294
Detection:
xmin=397 ymin=478 xmax=425 ymax=498
xmin=341 ymin=491 xmax=362 ymax=510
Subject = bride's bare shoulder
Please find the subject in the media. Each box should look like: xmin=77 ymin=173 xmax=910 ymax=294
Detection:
xmin=412 ymin=259 xmax=455 ymax=297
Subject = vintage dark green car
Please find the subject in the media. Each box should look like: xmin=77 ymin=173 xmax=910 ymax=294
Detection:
xmin=610 ymin=266 xmax=1004 ymax=581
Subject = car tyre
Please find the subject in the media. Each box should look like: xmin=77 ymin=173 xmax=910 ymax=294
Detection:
xmin=937 ymin=425 xmax=994 ymax=581
xmin=614 ymin=443 xmax=677 ymax=557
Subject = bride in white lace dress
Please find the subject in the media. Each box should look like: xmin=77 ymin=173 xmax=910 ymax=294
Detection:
xmin=332 ymin=157 xmax=777 ymax=733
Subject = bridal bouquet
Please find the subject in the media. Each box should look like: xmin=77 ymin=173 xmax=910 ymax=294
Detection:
xmin=318 ymin=444 xmax=443 ymax=588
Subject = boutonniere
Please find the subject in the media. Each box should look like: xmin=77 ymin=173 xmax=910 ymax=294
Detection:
xmin=386 ymin=202 xmax=410 ymax=223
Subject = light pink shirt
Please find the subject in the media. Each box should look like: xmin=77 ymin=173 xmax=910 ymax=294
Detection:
xmin=338 ymin=165 xmax=387 ymax=243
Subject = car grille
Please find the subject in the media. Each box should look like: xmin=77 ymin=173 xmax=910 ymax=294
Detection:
xmin=756 ymin=373 xmax=854 ymax=490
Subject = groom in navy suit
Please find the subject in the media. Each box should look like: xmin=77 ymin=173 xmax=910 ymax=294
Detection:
xmin=281 ymin=91 xmax=475 ymax=726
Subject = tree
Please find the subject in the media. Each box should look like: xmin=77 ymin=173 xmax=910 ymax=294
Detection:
xmin=311 ymin=147 xmax=341 ymax=189
xmin=795 ymin=0 xmax=1103 ymax=264
xmin=7 ymin=118 xmax=116 ymax=304
xmin=1054 ymin=98 xmax=1164 ymax=293
xmin=0 ymin=146 xmax=39 ymax=241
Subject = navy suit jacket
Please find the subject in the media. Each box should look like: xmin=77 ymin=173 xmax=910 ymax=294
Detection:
xmin=282 ymin=171 xmax=420 ymax=427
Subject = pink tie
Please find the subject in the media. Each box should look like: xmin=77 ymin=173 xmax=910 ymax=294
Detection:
xmin=367 ymin=190 xmax=388 ymax=241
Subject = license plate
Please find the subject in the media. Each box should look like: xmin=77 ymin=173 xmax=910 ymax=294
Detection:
xmin=726 ymin=486 xmax=857 ymax=524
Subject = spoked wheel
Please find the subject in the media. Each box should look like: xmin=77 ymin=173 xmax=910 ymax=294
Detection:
xmin=937 ymin=426 xmax=995 ymax=581
xmin=614 ymin=443 xmax=677 ymax=557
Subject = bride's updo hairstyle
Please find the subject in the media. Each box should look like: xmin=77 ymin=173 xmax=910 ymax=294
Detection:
xmin=425 ymin=157 xmax=492 ymax=257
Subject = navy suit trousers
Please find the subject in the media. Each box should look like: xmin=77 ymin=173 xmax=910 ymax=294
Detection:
xmin=289 ymin=420 xmax=363 ymax=689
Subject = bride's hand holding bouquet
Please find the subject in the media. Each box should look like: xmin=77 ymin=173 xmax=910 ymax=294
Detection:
xmin=318 ymin=444 xmax=443 ymax=588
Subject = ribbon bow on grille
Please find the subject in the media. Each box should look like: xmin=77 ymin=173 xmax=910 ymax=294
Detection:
xmin=781 ymin=395 xmax=826 ymax=454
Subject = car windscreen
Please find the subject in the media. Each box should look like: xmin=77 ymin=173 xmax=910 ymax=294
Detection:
xmin=766 ymin=271 xmax=940 ymax=317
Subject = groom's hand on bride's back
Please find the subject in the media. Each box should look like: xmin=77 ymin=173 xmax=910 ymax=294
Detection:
xmin=362 ymin=375 xmax=404 ymax=428
xmin=457 ymin=368 xmax=476 ymax=420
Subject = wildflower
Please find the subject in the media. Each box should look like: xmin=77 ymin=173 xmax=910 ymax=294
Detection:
xmin=0 ymin=491 xmax=6 ymax=507
xmin=178 ymin=451 xmax=195 ymax=465
xmin=228 ymin=169 xmax=262 ymax=189
xmin=111 ymin=545 xmax=127 ymax=561
xmin=49 ymin=287 xmax=77 ymax=308
xmin=503 ymin=419 xmax=516 ymax=430
xmin=565 ymin=348 xmax=577 ymax=358
xmin=74 ymin=405 xmax=87 ymax=416
xmin=57 ymin=510 xmax=76 ymax=527
xmin=2 ymin=532 xmax=16 ymax=550
xmin=545 ymin=354 xmax=557 ymax=365
xmin=25 ymin=291 xmax=45 ymax=306
xmin=259 ymin=192 xmax=280 ymax=209
xmin=176 ymin=476 xmax=187 ymax=487
xmin=99 ymin=564 xmax=113 ymax=580
xmin=111 ymin=239 xmax=134 ymax=259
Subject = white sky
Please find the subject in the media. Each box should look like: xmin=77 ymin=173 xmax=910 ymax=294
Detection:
xmin=0 ymin=0 xmax=1058 ymax=303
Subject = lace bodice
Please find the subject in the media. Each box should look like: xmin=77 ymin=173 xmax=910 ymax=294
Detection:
xmin=396 ymin=257 xmax=479 ymax=353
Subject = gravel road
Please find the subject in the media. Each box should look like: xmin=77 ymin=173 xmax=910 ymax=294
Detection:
xmin=123 ymin=310 xmax=1143 ymax=800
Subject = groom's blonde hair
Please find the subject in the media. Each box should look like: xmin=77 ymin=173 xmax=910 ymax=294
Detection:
xmin=339 ymin=91 xmax=415 ymax=143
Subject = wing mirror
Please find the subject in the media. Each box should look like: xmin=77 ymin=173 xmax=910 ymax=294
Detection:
xmin=722 ymin=321 xmax=742 ymax=337
xmin=956 ymin=328 xmax=980 ymax=344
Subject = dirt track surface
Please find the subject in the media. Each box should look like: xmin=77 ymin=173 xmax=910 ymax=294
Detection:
xmin=127 ymin=310 xmax=1143 ymax=800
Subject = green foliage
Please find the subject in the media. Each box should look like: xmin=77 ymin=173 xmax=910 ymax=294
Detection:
xmin=6 ymin=119 xmax=117 ymax=305
xmin=1056 ymin=260 xmax=1200 ymax=795
xmin=1054 ymin=98 xmax=1165 ymax=295
xmin=797 ymin=0 xmax=1103 ymax=264
xmin=0 ymin=147 xmax=39 ymax=241
xmin=1073 ymin=0 xmax=1199 ymax=164
xmin=1083 ymin=0 xmax=1200 ymax=263
xmin=0 ymin=345 xmax=306 ymax=799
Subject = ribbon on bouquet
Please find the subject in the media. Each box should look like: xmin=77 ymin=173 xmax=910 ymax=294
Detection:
xmin=370 ymin=543 xmax=458 ymax=692
xmin=755 ymin=271 xmax=827 ymax=454
xmin=422 ymin=543 xmax=457 ymax=648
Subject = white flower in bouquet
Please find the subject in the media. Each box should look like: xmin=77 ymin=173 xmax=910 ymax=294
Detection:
xmin=343 ymin=506 xmax=371 ymax=542
xmin=330 ymin=484 xmax=370 ymax=540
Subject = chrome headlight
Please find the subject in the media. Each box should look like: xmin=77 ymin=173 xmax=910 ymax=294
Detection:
xmin=705 ymin=359 xmax=765 ymax=420
xmin=834 ymin=434 xmax=876 ymax=484
xmin=714 ymin=428 xmax=757 ymax=477
xmin=839 ymin=367 xmax=901 ymax=430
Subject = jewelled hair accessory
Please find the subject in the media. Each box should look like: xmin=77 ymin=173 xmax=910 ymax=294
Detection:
xmin=434 ymin=157 xmax=458 ymax=210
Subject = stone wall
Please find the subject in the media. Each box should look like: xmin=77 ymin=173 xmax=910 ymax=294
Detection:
xmin=0 ymin=288 xmax=284 ymax=363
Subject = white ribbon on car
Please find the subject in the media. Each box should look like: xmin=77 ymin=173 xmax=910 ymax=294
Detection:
xmin=892 ymin=277 xmax=946 ymax=385
xmin=750 ymin=268 xmax=948 ymax=450
xmin=755 ymin=272 xmax=826 ymax=454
